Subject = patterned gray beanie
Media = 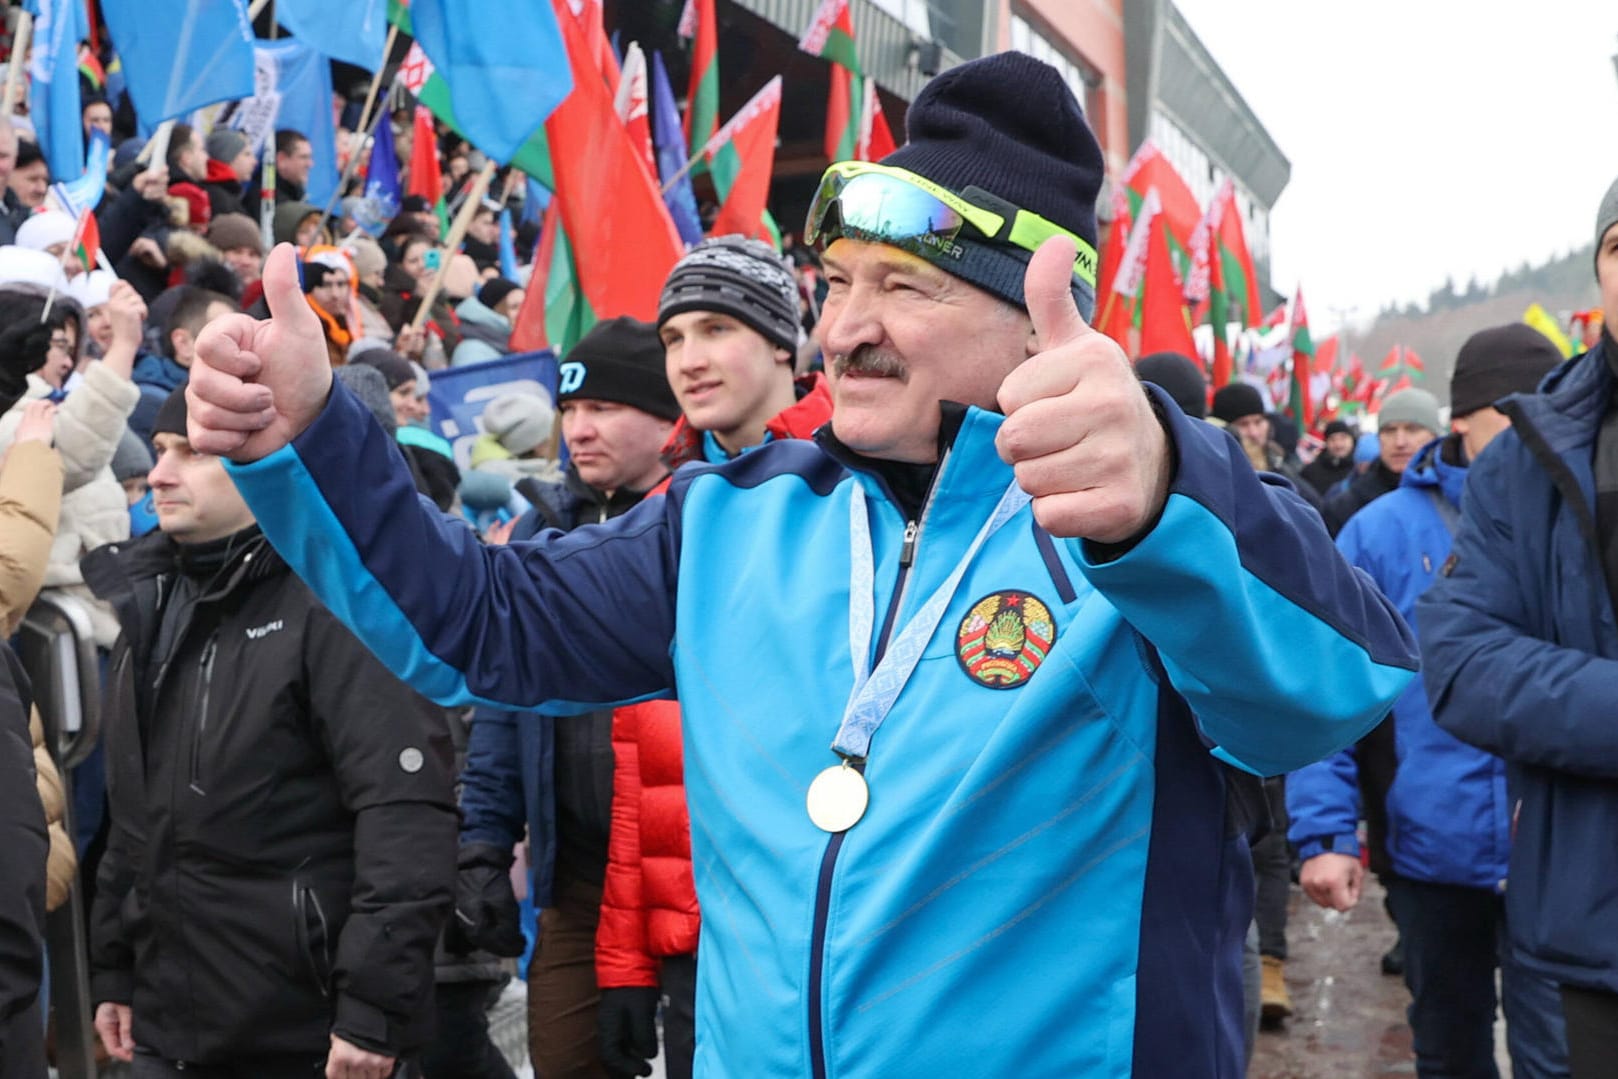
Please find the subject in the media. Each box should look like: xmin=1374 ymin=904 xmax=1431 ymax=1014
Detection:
xmin=657 ymin=235 xmax=801 ymax=352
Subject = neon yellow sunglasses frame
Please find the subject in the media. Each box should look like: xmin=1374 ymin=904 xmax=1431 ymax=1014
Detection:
xmin=806 ymin=160 xmax=1098 ymax=288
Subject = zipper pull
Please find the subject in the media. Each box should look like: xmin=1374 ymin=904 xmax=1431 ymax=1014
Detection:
xmin=900 ymin=520 xmax=919 ymax=567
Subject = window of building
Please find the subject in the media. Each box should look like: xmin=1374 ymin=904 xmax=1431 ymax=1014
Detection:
xmin=1009 ymin=13 xmax=1102 ymax=129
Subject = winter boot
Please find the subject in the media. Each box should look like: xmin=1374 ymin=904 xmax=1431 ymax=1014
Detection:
xmin=1260 ymin=955 xmax=1293 ymax=1026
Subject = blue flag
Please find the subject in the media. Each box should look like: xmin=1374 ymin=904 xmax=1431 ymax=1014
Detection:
xmin=352 ymin=115 xmax=400 ymax=237
xmin=23 ymin=0 xmax=90 ymax=183
xmin=251 ymin=40 xmax=340 ymax=209
xmin=650 ymin=51 xmax=703 ymax=246
xmin=100 ymin=0 xmax=255 ymax=129
xmin=48 ymin=129 xmax=110 ymax=216
xmin=497 ymin=208 xmax=519 ymax=282
xmin=408 ymin=0 xmax=572 ymax=165
xmin=520 ymin=176 xmax=550 ymax=226
xmin=274 ymin=0 xmax=389 ymax=72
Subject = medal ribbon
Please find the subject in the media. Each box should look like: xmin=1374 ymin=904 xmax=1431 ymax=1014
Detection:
xmin=835 ymin=479 xmax=1030 ymax=759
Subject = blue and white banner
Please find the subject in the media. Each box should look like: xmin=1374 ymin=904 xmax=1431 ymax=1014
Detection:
xmin=426 ymin=350 xmax=559 ymax=470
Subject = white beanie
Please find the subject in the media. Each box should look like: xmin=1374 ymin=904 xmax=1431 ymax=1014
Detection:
xmin=16 ymin=210 xmax=77 ymax=253
xmin=482 ymin=392 xmax=555 ymax=456
xmin=0 ymin=245 xmax=68 ymax=290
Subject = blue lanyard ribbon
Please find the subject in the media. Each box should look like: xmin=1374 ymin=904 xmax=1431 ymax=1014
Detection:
xmin=834 ymin=478 xmax=1030 ymax=759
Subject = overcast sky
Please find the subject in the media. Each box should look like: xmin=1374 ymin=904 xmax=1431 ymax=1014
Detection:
xmin=1170 ymin=0 xmax=1618 ymax=331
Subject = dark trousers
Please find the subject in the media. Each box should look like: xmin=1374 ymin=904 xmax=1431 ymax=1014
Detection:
xmin=528 ymin=873 xmax=607 ymax=1079
xmin=130 ymin=1051 xmax=326 ymax=1078
xmin=420 ymin=979 xmax=516 ymax=1079
xmin=661 ymin=953 xmax=697 ymax=1079
xmin=1251 ymin=776 xmax=1290 ymax=959
xmin=1385 ymin=878 xmax=1567 ymax=1079
xmin=1561 ymin=985 xmax=1618 ymax=1079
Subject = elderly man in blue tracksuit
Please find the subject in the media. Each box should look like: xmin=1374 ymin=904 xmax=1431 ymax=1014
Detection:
xmin=1420 ymin=178 xmax=1618 ymax=1079
xmin=1290 ymin=324 xmax=1567 ymax=1079
xmin=182 ymin=54 xmax=1416 ymax=1079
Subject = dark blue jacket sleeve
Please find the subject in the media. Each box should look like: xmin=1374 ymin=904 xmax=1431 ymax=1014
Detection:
xmin=227 ymin=383 xmax=680 ymax=712
xmin=1418 ymin=441 xmax=1618 ymax=777
xmin=1075 ymin=390 xmax=1419 ymax=777
xmin=459 ymin=707 xmax=529 ymax=851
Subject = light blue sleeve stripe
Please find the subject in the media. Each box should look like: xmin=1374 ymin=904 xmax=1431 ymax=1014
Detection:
xmin=227 ymin=445 xmax=663 ymax=716
xmin=1074 ymin=494 xmax=1414 ymax=776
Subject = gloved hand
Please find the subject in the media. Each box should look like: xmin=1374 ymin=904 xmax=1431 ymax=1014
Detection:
xmin=448 ymin=842 xmax=525 ymax=957
xmin=598 ymin=985 xmax=660 ymax=1079
xmin=0 ymin=288 xmax=59 ymax=413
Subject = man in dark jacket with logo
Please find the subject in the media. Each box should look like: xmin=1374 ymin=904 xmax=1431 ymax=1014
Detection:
xmin=1421 ymin=177 xmax=1618 ymax=1078
xmin=83 ymin=389 xmax=458 ymax=1079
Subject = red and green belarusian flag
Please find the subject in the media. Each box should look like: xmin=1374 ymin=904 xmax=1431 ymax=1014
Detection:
xmin=680 ymin=0 xmax=720 ymax=162
xmin=510 ymin=199 xmax=593 ymax=354
xmin=407 ymin=105 xmax=449 ymax=234
xmin=1096 ymin=184 xmax=1135 ymax=351
xmin=704 ymin=76 xmax=783 ymax=244
xmin=1121 ymin=139 xmax=1202 ymax=279
xmin=799 ymin=0 xmax=861 ymax=163
xmin=538 ymin=0 xmax=683 ymax=337
xmin=1379 ymin=344 xmax=1425 ymax=384
xmin=1286 ymin=285 xmax=1315 ymax=429
xmin=1138 ymin=188 xmax=1198 ymax=358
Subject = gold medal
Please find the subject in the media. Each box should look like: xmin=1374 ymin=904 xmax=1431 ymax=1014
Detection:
xmin=806 ymin=761 xmax=869 ymax=833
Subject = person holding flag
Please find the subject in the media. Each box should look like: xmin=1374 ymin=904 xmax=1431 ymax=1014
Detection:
xmin=185 ymin=53 xmax=1415 ymax=1079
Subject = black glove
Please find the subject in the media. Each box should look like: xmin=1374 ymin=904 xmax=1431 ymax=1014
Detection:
xmin=448 ymin=842 xmax=525 ymax=957
xmin=598 ymin=985 xmax=660 ymax=1079
xmin=0 ymin=290 xmax=58 ymax=413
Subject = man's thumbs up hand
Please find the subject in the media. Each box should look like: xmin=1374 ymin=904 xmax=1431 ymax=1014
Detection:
xmin=995 ymin=236 xmax=1171 ymax=545
xmin=187 ymin=243 xmax=334 ymax=461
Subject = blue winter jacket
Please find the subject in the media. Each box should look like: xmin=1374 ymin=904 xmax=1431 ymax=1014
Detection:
xmin=228 ymin=381 xmax=1416 ymax=1078
xmin=1419 ymin=338 xmax=1618 ymax=994
xmin=1289 ymin=436 xmax=1510 ymax=890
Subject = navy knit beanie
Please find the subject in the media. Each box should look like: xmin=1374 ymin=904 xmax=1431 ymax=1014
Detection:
xmin=880 ymin=52 xmax=1104 ymax=320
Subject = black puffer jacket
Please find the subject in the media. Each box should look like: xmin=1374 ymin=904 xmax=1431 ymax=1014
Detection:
xmin=0 ymin=646 xmax=47 ymax=1078
xmin=82 ymin=528 xmax=458 ymax=1063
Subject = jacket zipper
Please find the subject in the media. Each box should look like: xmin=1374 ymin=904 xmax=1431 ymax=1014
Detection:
xmin=808 ymin=473 xmax=940 ymax=1079
xmin=187 ymin=634 xmax=219 ymax=795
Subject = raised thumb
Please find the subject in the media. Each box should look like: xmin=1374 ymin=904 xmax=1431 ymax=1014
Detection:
xmin=260 ymin=243 xmax=321 ymax=335
xmin=1023 ymin=235 xmax=1090 ymax=351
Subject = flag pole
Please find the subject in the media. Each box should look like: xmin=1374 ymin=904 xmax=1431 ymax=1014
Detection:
xmin=409 ymin=159 xmax=496 ymax=333
xmin=2 ymin=11 xmax=33 ymax=116
xmin=352 ymin=24 xmax=400 ymax=149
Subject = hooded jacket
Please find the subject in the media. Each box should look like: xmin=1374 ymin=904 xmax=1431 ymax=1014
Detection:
xmin=449 ymin=294 xmax=511 ymax=367
xmin=1291 ymin=435 xmax=1509 ymax=889
xmin=597 ymin=374 xmax=834 ymax=987
xmin=228 ymin=380 xmax=1415 ymax=1078
xmin=1420 ymin=336 xmax=1618 ymax=993
xmin=82 ymin=528 xmax=458 ymax=1062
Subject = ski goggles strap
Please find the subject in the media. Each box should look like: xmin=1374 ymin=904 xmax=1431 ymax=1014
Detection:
xmin=804 ymin=161 xmax=1098 ymax=289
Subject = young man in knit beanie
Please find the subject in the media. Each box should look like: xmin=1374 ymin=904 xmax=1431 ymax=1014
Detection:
xmin=189 ymin=51 xmax=1414 ymax=1079
xmin=1295 ymin=323 xmax=1569 ymax=1078
xmin=1422 ymin=175 xmax=1618 ymax=1078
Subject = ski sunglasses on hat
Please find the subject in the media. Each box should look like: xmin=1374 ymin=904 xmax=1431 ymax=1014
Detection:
xmin=805 ymin=160 xmax=1097 ymax=288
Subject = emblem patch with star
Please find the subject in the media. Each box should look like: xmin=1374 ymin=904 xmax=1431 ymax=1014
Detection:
xmin=955 ymin=591 xmax=1056 ymax=689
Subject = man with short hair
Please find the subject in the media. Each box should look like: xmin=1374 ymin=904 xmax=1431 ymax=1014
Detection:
xmin=1323 ymin=387 xmax=1442 ymax=534
xmin=457 ymin=317 xmax=681 ymax=1076
xmin=190 ymin=53 xmax=1415 ymax=1076
xmin=1421 ymin=176 xmax=1618 ymax=1077
xmin=275 ymin=129 xmax=314 ymax=200
xmin=0 ymin=116 xmax=25 ymax=243
xmin=7 ymin=141 xmax=49 ymax=211
xmin=129 ymin=287 xmax=239 ymax=445
xmin=1210 ymin=383 xmax=1318 ymax=510
xmin=1293 ymin=323 xmax=1568 ymax=1078
xmin=164 ymin=124 xmax=207 ymax=186
xmin=1302 ymin=419 xmax=1358 ymax=496
xmin=85 ymin=388 xmax=457 ymax=1079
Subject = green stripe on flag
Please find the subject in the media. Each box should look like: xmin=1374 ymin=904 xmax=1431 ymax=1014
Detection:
xmin=822 ymin=28 xmax=860 ymax=73
xmin=417 ymin=74 xmax=553 ymax=188
xmin=688 ymin=64 xmax=720 ymax=162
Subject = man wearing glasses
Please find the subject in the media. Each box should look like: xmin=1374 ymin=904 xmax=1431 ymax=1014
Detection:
xmin=186 ymin=53 xmax=1415 ymax=1079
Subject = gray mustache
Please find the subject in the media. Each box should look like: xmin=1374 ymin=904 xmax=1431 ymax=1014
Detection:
xmin=834 ymin=347 xmax=909 ymax=382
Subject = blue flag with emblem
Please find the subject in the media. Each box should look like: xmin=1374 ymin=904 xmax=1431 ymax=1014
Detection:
xmin=351 ymin=113 xmax=400 ymax=237
xmin=650 ymin=51 xmax=703 ymax=246
xmin=23 ymin=0 xmax=91 ymax=183
xmin=407 ymin=0 xmax=572 ymax=165
xmin=273 ymin=0 xmax=389 ymax=72
xmin=99 ymin=0 xmax=255 ymax=129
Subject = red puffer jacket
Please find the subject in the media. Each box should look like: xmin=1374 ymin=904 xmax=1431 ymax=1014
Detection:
xmin=594 ymin=374 xmax=832 ymax=987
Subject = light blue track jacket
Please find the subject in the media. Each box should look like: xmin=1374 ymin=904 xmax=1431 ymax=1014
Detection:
xmin=228 ymin=383 xmax=1416 ymax=1078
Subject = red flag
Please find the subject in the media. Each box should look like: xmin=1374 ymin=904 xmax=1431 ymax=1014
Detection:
xmin=824 ymin=65 xmax=855 ymax=162
xmin=1095 ymin=186 xmax=1134 ymax=352
xmin=1120 ymin=140 xmax=1202 ymax=257
xmin=1138 ymin=200 xmax=1196 ymax=358
xmin=544 ymin=8 xmax=684 ymax=321
xmin=510 ymin=200 xmax=563 ymax=352
xmin=856 ymin=76 xmax=896 ymax=161
xmin=1212 ymin=181 xmax=1261 ymax=328
xmin=407 ymin=106 xmax=443 ymax=210
xmin=613 ymin=42 xmax=656 ymax=178
xmin=681 ymin=0 xmax=719 ymax=158
xmin=705 ymin=78 xmax=783 ymax=241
